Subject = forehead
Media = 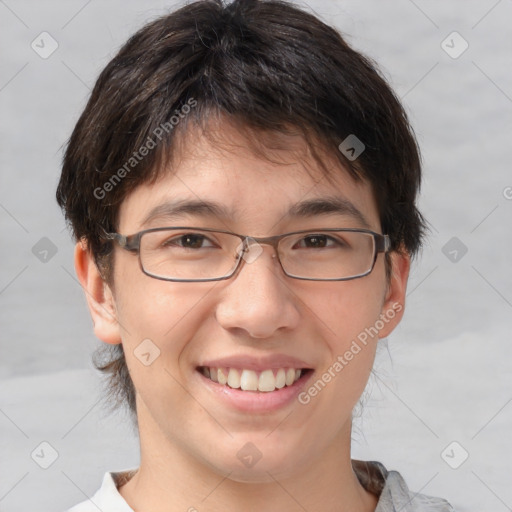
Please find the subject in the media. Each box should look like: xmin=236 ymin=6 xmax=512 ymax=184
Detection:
xmin=117 ymin=120 xmax=380 ymax=234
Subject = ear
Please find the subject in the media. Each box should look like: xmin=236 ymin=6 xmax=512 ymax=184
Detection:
xmin=378 ymin=250 xmax=410 ymax=339
xmin=74 ymin=238 xmax=122 ymax=345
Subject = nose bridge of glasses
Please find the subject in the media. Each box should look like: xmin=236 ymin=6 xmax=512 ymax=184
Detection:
xmin=237 ymin=235 xmax=279 ymax=264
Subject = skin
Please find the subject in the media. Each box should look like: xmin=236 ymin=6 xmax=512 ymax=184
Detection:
xmin=75 ymin=118 xmax=409 ymax=512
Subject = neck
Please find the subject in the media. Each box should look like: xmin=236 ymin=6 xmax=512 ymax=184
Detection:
xmin=119 ymin=401 xmax=378 ymax=512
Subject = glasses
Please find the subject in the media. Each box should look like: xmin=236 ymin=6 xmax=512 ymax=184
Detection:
xmin=103 ymin=226 xmax=390 ymax=282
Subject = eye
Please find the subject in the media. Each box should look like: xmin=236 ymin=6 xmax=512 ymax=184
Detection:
xmin=162 ymin=232 xmax=217 ymax=249
xmin=295 ymin=234 xmax=344 ymax=249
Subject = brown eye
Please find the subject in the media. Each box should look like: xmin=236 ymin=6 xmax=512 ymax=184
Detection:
xmin=161 ymin=233 xmax=216 ymax=249
xmin=295 ymin=234 xmax=344 ymax=249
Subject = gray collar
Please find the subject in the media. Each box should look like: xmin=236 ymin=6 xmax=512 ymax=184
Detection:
xmin=352 ymin=460 xmax=455 ymax=512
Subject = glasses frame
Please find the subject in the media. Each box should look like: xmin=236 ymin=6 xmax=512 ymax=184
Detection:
xmin=102 ymin=226 xmax=391 ymax=282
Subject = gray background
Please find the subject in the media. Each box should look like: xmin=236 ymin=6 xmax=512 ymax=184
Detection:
xmin=1 ymin=0 xmax=511 ymax=511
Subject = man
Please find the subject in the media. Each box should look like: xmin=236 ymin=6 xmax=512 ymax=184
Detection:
xmin=57 ymin=0 xmax=454 ymax=510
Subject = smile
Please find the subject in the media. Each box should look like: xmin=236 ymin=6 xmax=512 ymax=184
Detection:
xmin=198 ymin=366 xmax=311 ymax=392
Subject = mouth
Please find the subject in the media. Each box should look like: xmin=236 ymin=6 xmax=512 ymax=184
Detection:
xmin=196 ymin=366 xmax=314 ymax=393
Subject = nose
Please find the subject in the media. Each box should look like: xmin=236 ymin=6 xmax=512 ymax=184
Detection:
xmin=215 ymin=241 xmax=301 ymax=339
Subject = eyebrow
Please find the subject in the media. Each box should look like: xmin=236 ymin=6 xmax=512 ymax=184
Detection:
xmin=140 ymin=196 xmax=371 ymax=229
xmin=287 ymin=196 xmax=371 ymax=228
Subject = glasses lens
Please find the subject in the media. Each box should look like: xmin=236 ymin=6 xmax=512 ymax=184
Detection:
xmin=279 ymin=230 xmax=376 ymax=280
xmin=140 ymin=229 xmax=240 ymax=280
xmin=139 ymin=228 xmax=376 ymax=281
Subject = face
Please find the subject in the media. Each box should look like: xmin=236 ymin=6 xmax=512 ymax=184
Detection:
xmin=78 ymin=119 xmax=409 ymax=483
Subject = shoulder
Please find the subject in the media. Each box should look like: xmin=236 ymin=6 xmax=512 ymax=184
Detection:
xmin=352 ymin=460 xmax=455 ymax=512
xmin=64 ymin=469 xmax=137 ymax=512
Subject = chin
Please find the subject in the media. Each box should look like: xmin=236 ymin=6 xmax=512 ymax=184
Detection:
xmin=204 ymin=442 xmax=302 ymax=483
xmin=218 ymin=463 xmax=296 ymax=484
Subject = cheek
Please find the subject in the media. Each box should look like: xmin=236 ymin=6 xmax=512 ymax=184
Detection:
xmin=301 ymin=277 xmax=386 ymax=398
xmin=115 ymin=276 xmax=214 ymax=351
xmin=308 ymin=276 xmax=386 ymax=349
xmin=286 ymin=281 xmax=385 ymax=451
xmin=114 ymin=279 xmax=212 ymax=423
xmin=113 ymin=272 xmax=222 ymax=398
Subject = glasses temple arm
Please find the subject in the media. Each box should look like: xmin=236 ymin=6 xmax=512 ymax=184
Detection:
xmin=100 ymin=229 xmax=130 ymax=249
xmin=376 ymin=234 xmax=391 ymax=253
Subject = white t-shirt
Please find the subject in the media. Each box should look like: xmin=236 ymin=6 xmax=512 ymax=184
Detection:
xmin=65 ymin=460 xmax=455 ymax=512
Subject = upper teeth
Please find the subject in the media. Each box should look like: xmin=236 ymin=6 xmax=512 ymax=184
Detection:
xmin=201 ymin=367 xmax=303 ymax=392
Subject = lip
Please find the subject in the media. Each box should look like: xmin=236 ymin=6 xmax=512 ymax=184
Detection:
xmin=198 ymin=354 xmax=314 ymax=372
xmin=194 ymin=367 xmax=315 ymax=413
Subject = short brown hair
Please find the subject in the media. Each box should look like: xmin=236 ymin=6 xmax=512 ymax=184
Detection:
xmin=57 ymin=0 xmax=425 ymax=422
